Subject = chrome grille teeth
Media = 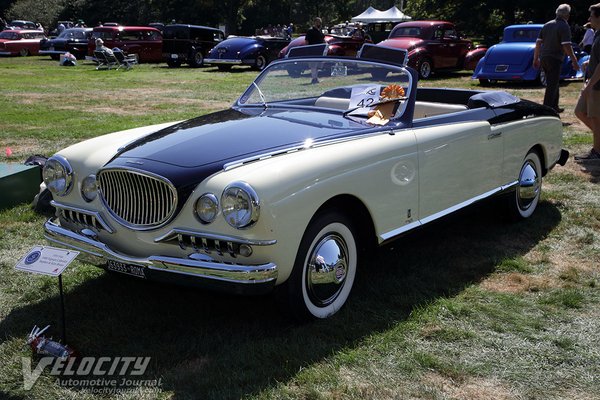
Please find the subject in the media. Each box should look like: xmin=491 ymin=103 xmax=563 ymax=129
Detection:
xmin=98 ymin=169 xmax=177 ymax=229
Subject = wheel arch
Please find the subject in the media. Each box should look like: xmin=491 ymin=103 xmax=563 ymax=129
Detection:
xmin=312 ymin=194 xmax=377 ymax=252
xmin=528 ymin=144 xmax=548 ymax=176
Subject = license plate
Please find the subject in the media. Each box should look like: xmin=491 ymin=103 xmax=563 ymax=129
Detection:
xmin=170 ymin=53 xmax=178 ymax=59
xmin=106 ymin=260 xmax=146 ymax=278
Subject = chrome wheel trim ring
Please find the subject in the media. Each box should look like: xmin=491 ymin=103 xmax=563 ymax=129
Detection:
xmin=305 ymin=233 xmax=349 ymax=307
xmin=517 ymin=160 xmax=540 ymax=211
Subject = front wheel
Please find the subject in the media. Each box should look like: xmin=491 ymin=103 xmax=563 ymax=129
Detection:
xmin=284 ymin=211 xmax=358 ymax=320
xmin=19 ymin=48 xmax=29 ymax=57
xmin=538 ymin=69 xmax=547 ymax=87
xmin=506 ymin=151 xmax=542 ymax=220
xmin=417 ymin=57 xmax=432 ymax=79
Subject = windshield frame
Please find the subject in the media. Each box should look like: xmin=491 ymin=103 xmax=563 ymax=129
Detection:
xmin=235 ymin=56 xmax=416 ymax=125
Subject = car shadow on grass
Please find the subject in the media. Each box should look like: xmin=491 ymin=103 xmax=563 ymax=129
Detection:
xmin=0 ymin=199 xmax=561 ymax=399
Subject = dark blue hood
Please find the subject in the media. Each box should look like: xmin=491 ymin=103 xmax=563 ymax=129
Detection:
xmin=104 ymin=107 xmax=371 ymax=195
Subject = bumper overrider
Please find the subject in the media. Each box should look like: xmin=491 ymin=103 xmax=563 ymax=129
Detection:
xmin=44 ymin=217 xmax=278 ymax=294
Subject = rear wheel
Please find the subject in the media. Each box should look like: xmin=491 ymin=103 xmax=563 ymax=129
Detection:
xmin=19 ymin=48 xmax=29 ymax=57
xmin=254 ymin=54 xmax=268 ymax=71
xmin=167 ymin=59 xmax=181 ymax=68
xmin=478 ymin=78 xmax=490 ymax=86
xmin=506 ymin=151 xmax=542 ymax=220
xmin=188 ymin=49 xmax=204 ymax=67
xmin=283 ymin=211 xmax=358 ymax=320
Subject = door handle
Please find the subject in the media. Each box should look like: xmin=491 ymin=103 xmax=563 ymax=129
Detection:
xmin=488 ymin=132 xmax=502 ymax=140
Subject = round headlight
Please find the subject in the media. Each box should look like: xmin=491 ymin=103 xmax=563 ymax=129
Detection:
xmin=221 ymin=182 xmax=260 ymax=229
xmin=81 ymin=174 xmax=98 ymax=202
xmin=194 ymin=193 xmax=219 ymax=224
xmin=42 ymin=155 xmax=73 ymax=196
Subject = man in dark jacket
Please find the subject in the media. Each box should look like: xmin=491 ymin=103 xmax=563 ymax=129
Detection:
xmin=306 ymin=17 xmax=325 ymax=84
xmin=533 ymin=4 xmax=579 ymax=113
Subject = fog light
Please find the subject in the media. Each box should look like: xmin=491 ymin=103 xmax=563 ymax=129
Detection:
xmin=239 ymin=244 xmax=253 ymax=257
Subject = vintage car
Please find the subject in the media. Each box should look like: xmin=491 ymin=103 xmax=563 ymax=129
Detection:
xmin=0 ymin=29 xmax=46 ymax=56
xmin=88 ymin=26 xmax=163 ymax=63
xmin=42 ymin=45 xmax=568 ymax=320
xmin=278 ymin=33 xmax=372 ymax=59
xmin=376 ymin=20 xmax=487 ymax=79
xmin=162 ymin=24 xmax=225 ymax=67
xmin=472 ymin=24 xmax=587 ymax=86
xmin=39 ymin=28 xmax=92 ymax=59
xmin=7 ymin=20 xmax=38 ymax=30
xmin=205 ymin=35 xmax=290 ymax=71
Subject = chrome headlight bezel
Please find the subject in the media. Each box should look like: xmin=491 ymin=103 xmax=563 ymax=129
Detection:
xmin=220 ymin=182 xmax=260 ymax=229
xmin=42 ymin=155 xmax=73 ymax=196
xmin=81 ymin=174 xmax=98 ymax=202
xmin=194 ymin=193 xmax=219 ymax=224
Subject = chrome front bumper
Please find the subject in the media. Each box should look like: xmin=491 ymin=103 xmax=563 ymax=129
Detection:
xmin=44 ymin=217 xmax=278 ymax=293
xmin=204 ymin=58 xmax=243 ymax=65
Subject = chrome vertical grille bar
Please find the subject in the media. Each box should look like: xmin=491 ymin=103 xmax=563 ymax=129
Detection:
xmin=97 ymin=168 xmax=177 ymax=230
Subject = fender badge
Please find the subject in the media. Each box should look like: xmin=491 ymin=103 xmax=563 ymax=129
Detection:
xmin=126 ymin=160 xmax=144 ymax=165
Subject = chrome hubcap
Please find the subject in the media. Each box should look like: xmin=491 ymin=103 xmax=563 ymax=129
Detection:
xmin=517 ymin=160 xmax=540 ymax=210
xmin=306 ymin=233 xmax=349 ymax=306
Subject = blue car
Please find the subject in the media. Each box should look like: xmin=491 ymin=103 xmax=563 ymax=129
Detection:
xmin=205 ymin=35 xmax=290 ymax=71
xmin=473 ymin=24 xmax=587 ymax=86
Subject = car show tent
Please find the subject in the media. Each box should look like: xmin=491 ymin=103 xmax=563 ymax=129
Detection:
xmin=351 ymin=6 xmax=412 ymax=23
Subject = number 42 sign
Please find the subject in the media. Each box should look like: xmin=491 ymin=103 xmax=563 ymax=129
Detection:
xmin=349 ymin=85 xmax=380 ymax=113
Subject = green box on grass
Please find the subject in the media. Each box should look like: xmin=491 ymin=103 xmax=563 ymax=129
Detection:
xmin=0 ymin=163 xmax=41 ymax=210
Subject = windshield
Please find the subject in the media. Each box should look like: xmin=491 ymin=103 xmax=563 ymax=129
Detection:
xmin=0 ymin=32 xmax=18 ymax=39
xmin=238 ymin=58 xmax=412 ymax=122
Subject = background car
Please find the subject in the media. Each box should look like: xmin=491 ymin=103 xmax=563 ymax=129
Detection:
xmin=7 ymin=20 xmax=38 ymax=30
xmin=39 ymin=27 xmax=92 ymax=59
xmin=88 ymin=26 xmax=163 ymax=63
xmin=472 ymin=24 xmax=587 ymax=86
xmin=0 ymin=29 xmax=46 ymax=56
xmin=205 ymin=35 xmax=290 ymax=71
xmin=162 ymin=24 xmax=225 ymax=67
xmin=376 ymin=20 xmax=487 ymax=79
xmin=278 ymin=32 xmax=372 ymax=59
xmin=42 ymin=46 xmax=567 ymax=320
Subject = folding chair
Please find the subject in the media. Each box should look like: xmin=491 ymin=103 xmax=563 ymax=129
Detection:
xmin=94 ymin=50 xmax=118 ymax=70
xmin=113 ymin=49 xmax=137 ymax=70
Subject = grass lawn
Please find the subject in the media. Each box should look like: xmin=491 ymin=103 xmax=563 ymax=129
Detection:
xmin=0 ymin=56 xmax=599 ymax=400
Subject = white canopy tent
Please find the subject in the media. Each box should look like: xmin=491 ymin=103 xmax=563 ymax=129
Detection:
xmin=351 ymin=6 xmax=412 ymax=23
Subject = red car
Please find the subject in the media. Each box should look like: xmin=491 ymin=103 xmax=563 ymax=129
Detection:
xmin=88 ymin=26 xmax=163 ymax=63
xmin=0 ymin=29 xmax=47 ymax=56
xmin=377 ymin=21 xmax=486 ymax=79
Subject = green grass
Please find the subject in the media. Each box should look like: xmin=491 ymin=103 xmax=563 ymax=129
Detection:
xmin=1 ymin=57 xmax=599 ymax=399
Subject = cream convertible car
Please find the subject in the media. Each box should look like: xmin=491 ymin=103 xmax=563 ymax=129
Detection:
xmin=43 ymin=46 xmax=568 ymax=319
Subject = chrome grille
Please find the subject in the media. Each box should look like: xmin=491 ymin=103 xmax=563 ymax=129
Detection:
xmin=97 ymin=169 xmax=177 ymax=229
xmin=60 ymin=209 xmax=104 ymax=231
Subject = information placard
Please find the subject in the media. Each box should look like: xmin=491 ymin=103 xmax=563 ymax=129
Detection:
xmin=15 ymin=246 xmax=79 ymax=276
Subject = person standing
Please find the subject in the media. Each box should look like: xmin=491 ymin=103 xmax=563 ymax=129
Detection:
xmin=580 ymin=22 xmax=595 ymax=53
xmin=574 ymin=3 xmax=600 ymax=162
xmin=533 ymin=4 xmax=580 ymax=113
xmin=306 ymin=17 xmax=325 ymax=84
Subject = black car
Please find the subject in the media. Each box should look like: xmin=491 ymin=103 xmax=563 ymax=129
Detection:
xmin=162 ymin=24 xmax=225 ymax=67
xmin=39 ymin=28 xmax=92 ymax=60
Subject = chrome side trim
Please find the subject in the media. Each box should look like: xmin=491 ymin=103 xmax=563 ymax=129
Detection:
xmin=380 ymin=181 xmax=519 ymax=242
xmin=204 ymin=58 xmax=243 ymax=65
xmin=51 ymin=201 xmax=114 ymax=233
xmin=44 ymin=217 xmax=278 ymax=285
xmin=155 ymin=228 xmax=277 ymax=246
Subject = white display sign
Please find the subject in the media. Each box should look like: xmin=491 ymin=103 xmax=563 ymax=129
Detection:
xmin=15 ymin=246 xmax=79 ymax=276
xmin=348 ymin=85 xmax=381 ymax=114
